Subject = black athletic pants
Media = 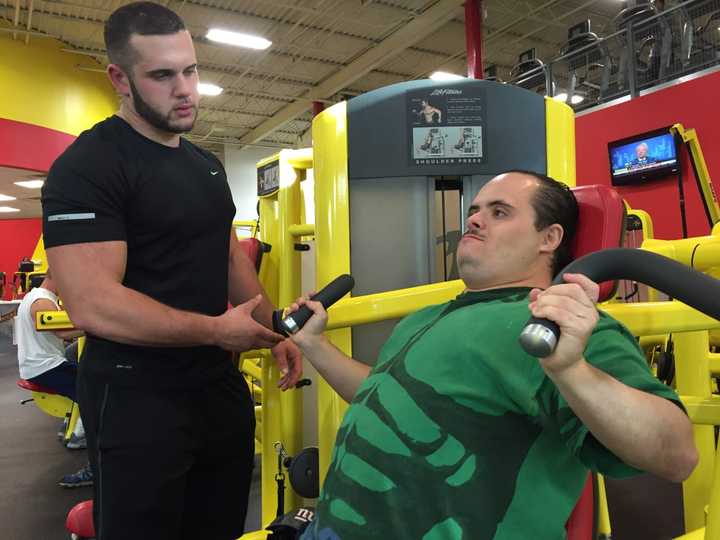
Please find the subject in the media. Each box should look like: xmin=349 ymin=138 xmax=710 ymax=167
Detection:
xmin=77 ymin=367 xmax=256 ymax=540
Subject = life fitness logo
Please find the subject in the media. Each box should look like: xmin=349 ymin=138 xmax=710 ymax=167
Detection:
xmin=430 ymin=89 xmax=462 ymax=96
xmin=295 ymin=508 xmax=315 ymax=523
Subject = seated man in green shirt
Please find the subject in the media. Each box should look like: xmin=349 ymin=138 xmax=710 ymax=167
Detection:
xmin=290 ymin=170 xmax=698 ymax=540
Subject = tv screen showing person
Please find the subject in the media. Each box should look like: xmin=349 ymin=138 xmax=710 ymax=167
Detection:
xmin=609 ymin=131 xmax=678 ymax=184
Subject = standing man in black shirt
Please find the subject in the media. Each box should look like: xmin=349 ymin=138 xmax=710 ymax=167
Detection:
xmin=41 ymin=2 xmax=302 ymax=539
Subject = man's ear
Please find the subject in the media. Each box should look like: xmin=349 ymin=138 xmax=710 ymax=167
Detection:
xmin=539 ymin=223 xmax=564 ymax=254
xmin=107 ymin=64 xmax=131 ymax=96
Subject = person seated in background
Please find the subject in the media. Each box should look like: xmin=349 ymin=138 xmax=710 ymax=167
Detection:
xmin=15 ymin=268 xmax=92 ymax=487
xmin=289 ymin=170 xmax=697 ymax=540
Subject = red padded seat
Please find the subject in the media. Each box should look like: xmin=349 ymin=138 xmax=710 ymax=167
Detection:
xmin=17 ymin=379 xmax=61 ymax=395
xmin=66 ymin=500 xmax=95 ymax=538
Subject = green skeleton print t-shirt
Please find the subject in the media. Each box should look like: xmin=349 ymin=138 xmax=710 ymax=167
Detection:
xmin=300 ymin=287 xmax=681 ymax=540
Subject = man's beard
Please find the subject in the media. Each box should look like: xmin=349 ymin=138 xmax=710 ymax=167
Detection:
xmin=129 ymin=78 xmax=195 ymax=134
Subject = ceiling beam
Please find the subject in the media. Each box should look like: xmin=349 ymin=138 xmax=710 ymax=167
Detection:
xmin=0 ymin=5 xmax=461 ymax=111
xmin=0 ymin=4 xmax=435 ymax=83
xmin=60 ymin=46 xmax=320 ymax=90
xmin=502 ymin=0 xmax=603 ymax=49
xmin=11 ymin=0 xmax=19 ymax=40
xmin=238 ymin=0 xmax=465 ymax=146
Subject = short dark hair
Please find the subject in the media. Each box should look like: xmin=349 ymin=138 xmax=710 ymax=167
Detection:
xmin=104 ymin=2 xmax=186 ymax=71
xmin=505 ymin=169 xmax=579 ymax=276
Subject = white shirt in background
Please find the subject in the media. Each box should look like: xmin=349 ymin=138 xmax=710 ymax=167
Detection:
xmin=16 ymin=287 xmax=66 ymax=380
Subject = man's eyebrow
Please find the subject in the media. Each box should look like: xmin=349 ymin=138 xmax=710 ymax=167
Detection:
xmin=467 ymin=200 xmax=515 ymax=214
xmin=146 ymin=63 xmax=197 ymax=76
xmin=146 ymin=67 xmax=174 ymax=76
xmin=487 ymin=199 xmax=514 ymax=209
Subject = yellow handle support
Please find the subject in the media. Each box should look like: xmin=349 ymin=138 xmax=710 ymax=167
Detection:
xmin=327 ymin=280 xmax=465 ymax=330
xmin=288 ymin=224 xmax=315 ymax=237
xmin=242 ymin=360 xmax=263 ymax=382
xmin=327 ymin=284 xmax=720 ymax=337
xmin=35 ymin=310 xmax=75 ymax=330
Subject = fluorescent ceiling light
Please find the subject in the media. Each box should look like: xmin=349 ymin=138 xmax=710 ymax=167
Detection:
xmin=206 ymin=29 xmax=271 ymax=50
xmin=553 ymin=93 xmax=584 ymax=104
xmin=430 ymin=71 xmax=465 ymax=81
xmin=14 ymin=179 xmax=44 ymax=189
xmin=0 ymin=194 xmax=16 ymax=201
xmin=0 ymin=206 xmax=20 ymax=212
xmin=198 ymin=82 xmax=224 ymax=96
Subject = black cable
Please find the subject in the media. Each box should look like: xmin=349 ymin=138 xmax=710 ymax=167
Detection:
xmin=441 ymin=187 xmax=448 ymax=280
xmin=622 ymin=281 xmax=639 ymax=301
xmin=690 ymin=243 xmax=701 ymax=269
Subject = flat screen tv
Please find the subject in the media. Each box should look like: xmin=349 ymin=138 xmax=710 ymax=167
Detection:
xmin=608 ymin=127 xmax=679 ymax=186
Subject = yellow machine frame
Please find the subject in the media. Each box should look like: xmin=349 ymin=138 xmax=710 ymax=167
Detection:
xmin=27 ymin=107 xmax=720 ymax=539
xmin=670 ymin=123 xmax=720 ymax=228
xmin=310 ymin=99 xmax=720 ymax=539
xmin=252 ymin=148 xmax=314 ymax=530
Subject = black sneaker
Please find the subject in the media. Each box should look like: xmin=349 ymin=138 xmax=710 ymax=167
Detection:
xmin=59 ymin=464 xmax=93 ymax=488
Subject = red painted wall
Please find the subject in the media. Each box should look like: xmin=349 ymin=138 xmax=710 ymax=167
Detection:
xmin=576 ymin=70 xmax=720 ymax=240
xmin=0 ymin=118 xmax=76 ymax=171
xmin=0 ymin=218 xmax=42 ymax=299
xmin=0 ymin=118 xmax=75 ymax=299
xmin=0 ymin=118 xmax=76 ymax=299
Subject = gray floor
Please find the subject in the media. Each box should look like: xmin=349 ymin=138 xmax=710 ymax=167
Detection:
xmin=0 ymin=336 xmax=89 ymax=540
xmin=0 ymin=333 xmax=262 ymax=540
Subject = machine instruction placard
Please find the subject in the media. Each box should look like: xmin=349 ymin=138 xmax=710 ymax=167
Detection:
xmin=407 ymin=86 xmax=486 ymax=166
xmin=257 ymin=159 xmax=280 ymax=196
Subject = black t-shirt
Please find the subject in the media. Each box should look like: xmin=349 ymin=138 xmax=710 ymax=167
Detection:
xmin=42 ymin=115 xmax=236 ymax=387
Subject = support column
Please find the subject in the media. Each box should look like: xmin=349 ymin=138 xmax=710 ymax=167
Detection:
xmin=465 ymin=0 xmax=484 ymax=79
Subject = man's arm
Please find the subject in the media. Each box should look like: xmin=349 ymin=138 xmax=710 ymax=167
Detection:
xmin=46 ymin=241 xmax=282 ymax=351
xmin=529 ymin=273 xmax=698 ymax=483
xmin=289 ymin=299 xmax=370 ymax=402
xmin=227 ymin=231 xmax=303 ymax=389
xmin=549 ymin=358 xmax=695 ymax=482
xmin=227 ymin=231 xmax=274 ymax=326
xmin=30 ymin=298 xmax=83 ymax=340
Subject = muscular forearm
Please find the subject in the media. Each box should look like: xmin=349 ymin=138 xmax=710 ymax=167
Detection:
xmin=54 ymin=329 xmax=84 ymax=340
xmin=228 ymin=243 xmax=274 ymax=327
xmin=66 ymin=281 xmax=219 ymax=347
xmin=294 ymin=335 xmax=370 ymax=402
xmin=548 ymin=360 xmax=697 ymax=482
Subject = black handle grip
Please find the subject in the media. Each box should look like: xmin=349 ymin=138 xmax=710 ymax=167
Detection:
xmin=274 ymin=274 xmax=355 ymax=336
xmin=519 ymin=248 xmax=720 ymax=357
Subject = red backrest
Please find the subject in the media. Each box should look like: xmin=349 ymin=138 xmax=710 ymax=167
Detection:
xmin=237 ymin=237 xmax=264 ymax=273
xmin=564 ymin=185 xmax=625 ymax=540
xmin=570 ymin=185 xmax=626 ymax=302
xmin=566 ymin=474 xmax=595 ymax=540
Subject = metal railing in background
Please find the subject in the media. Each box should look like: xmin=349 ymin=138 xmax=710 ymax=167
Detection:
xmin=507 ymin=0 xmax=720 ymax=112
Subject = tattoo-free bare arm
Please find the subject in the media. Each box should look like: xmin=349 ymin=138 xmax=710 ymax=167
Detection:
xmin=46 ymin=241 xmax=282 ymax=350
